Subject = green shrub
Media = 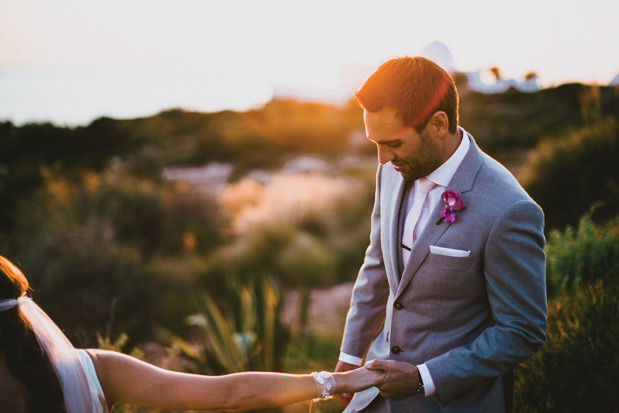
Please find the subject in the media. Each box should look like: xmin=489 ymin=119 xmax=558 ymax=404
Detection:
xmin=276 ymin=231 xmax=337 ymax=287
xmin=145 ymin=255 xmax=210 ymax=332
xmin=95 ymin=169 xmax=222 ymax=257
xmin=514 ymin=214 xmax=619 ymax=412
xmin=7 ymin=167 xmax=222 ymax=344
xmin=545 ymin=213 xmax=619 ymax=297
xmin=514 ymin=279 xmax=618 ymax=412
xmin=21 ymin=222 xmax=150 ymax=346
xmin=521 ymin=117 xmax=619 ymax=231
xmin=209 ymin=172 xmax=373 ymax=290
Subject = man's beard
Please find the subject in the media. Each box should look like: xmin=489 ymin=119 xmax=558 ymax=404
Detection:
xmin=398 ymin=130 xmax=442 ymax=182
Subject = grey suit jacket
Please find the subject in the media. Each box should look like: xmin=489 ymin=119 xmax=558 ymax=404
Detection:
xmin=341 ymin=136 xmax=547 ymax=412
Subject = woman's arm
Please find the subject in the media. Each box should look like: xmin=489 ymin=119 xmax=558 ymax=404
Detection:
xmin=87 ymin=349 xmax=383 ymax=412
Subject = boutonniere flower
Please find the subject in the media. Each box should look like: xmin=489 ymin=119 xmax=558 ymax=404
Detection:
xmin=436 ymin=190 xmax=466 ymax=224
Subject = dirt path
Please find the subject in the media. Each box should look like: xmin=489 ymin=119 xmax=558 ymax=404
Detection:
xmin=283 ymin=282 xmax=354 ymax=336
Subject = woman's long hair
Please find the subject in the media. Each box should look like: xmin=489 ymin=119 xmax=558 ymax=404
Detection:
xmin=0 ymin=256 xmax=65 ymax=412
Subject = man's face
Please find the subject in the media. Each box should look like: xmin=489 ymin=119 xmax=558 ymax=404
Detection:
xmin=364 ymin=107 xmax=442 ymax=182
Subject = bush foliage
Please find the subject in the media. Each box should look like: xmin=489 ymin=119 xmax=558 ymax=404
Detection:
xmin=521 ymin=117 xmax=618 ymax=231
xmin=4 ymin=165 xmax=221 ymax=345
xmin=514 ymin=215 xmax=619 ymax=412
xmin=545 ymin=213 xmax=619 ymax=297
xmin=514 ymin=279 xmax=618 ymax=412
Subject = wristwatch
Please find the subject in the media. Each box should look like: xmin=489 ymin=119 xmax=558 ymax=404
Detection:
xmin=416 ymin=375 xmax=425 ymax=395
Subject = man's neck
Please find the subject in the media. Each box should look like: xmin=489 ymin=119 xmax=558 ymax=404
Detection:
xmin=440 ymin=127 xmax=463 ymax=164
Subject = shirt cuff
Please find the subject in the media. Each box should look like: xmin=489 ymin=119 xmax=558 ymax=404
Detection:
xmin=339 ymin=352 xmax=363 ymax=366
xmin=417 ymin=363 xmax=436 ymax=396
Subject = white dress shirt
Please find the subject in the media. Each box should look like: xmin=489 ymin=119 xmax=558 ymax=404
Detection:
xmin=340 ymin=127 xmax=471 ymax=397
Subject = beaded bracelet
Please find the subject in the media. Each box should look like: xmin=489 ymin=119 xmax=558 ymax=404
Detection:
xmin=311 ymin=371 xmax=336 ymax=401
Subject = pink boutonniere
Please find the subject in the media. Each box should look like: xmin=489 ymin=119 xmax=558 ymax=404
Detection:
xmin=436 ymin=190 xmax=466 ymax=224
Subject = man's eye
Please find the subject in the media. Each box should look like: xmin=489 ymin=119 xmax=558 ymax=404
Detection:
xmin=388 ymin=142 xmax=401 ymax=148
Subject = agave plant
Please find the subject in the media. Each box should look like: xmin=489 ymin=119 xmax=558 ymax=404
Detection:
xmin=157 ymin=274 xmax=289 ymax=375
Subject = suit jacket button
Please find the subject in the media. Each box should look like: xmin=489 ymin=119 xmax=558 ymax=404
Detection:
xmin=394 ymin=301 xmax=403 ymax=310
xmin=391 ymin=346 xmax=401 ymax=354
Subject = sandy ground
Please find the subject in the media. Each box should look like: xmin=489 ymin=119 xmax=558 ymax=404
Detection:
xmin=283 ymin=282 xmax=355 ymax=336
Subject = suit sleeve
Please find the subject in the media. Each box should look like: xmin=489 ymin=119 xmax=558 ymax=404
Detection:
xmin=426 ymin=199 xmax=547 ymax=406
xmin=340 ymin=165 xmax=390 ymax=359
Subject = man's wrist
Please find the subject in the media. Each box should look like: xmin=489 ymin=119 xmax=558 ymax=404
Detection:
xmin=416 ymin=363 xmax=436 ymax=396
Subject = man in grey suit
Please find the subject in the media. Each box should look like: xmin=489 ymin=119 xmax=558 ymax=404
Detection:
xmin=335 ymin=56 xmax=547 ymax=412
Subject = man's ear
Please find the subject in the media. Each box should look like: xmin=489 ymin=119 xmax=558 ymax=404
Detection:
xmin=429 ymin=111 xmax=449 ymax=136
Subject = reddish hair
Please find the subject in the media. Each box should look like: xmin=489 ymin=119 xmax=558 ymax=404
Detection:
xmin=0 ymin=256 xmax=65 ymax=412
xmin=355 ymin=56 xmax=459 ymax=133
xmin=0 ymin=257 xmax=30 ymax=299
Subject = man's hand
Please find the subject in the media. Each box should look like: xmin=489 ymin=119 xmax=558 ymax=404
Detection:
xmin=365 ymin=359 xmax=421 ymax=400
xmin=334 ymin=360 xmax=358 ymax=406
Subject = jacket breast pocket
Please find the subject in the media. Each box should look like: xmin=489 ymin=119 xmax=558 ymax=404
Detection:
xmin=427 ymin=252 xmax=472 ymax=269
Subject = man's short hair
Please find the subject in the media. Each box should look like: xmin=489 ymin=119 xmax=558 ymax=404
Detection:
xmin=355 ymin=56 xmax=459 ymax=133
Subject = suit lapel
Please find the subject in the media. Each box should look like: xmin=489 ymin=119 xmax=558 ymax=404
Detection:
xmin=388 ymin=175 xmax=408 ymax=294
xmin=395 ymin=137 xmax=484 ymax=298
xmin=450 ymin=134 xmax=483 ymax=194
xmin=396 ymin=200 xmax=451 ymax=297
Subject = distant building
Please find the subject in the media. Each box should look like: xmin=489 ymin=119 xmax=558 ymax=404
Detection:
xmin=162 ymin=162 xmax=233 ymax=195
xmin=421 ymin=41 xmax=540 ymax=94
xmin=463 ymin=69 xmax=541 ymax=93
xmin=420 ymin=41 xmax=455 ymax=74
xmin=273 ymin=41 xmax=542 ymax=104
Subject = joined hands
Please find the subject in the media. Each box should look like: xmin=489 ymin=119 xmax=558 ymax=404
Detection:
xmin=335 ymin=359 xmax=421 ymax=405
xmin=365 ymin=359 xmax=421 ymax=400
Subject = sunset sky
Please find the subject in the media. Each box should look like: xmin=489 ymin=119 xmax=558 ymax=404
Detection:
xmin=1 ymin=0 xmax=618 ymax=125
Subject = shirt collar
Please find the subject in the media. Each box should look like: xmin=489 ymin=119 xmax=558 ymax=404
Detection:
xmin=426 ymin=126 xmax=470 ymax=188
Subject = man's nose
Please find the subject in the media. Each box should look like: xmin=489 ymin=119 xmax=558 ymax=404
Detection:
xmin=377 ymin=147 xmax=394 ymax=165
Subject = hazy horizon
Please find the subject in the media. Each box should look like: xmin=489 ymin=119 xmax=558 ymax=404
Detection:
xmin=1 ymin=0 xmax=618 ymax=126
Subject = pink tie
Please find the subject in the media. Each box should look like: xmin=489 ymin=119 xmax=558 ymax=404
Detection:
xmin=401 ymin=178 xmax=435 ymax=266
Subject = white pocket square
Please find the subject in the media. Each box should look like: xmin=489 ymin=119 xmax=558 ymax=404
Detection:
xmin=430 ymin=245 xmax=471 ymax=257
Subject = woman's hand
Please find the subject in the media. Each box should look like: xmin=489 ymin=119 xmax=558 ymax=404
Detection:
xmin=335 ymin=361 xmax=385 ymax=394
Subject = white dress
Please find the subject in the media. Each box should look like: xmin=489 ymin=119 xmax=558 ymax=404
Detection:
xmin=76 ymin=349 xmax=109 ymax=413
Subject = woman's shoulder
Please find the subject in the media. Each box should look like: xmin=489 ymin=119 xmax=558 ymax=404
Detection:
xmin=83 ymin=348 xmax=152 ymax=375
xmin=81 ymin=348 xmax=170 ymax=409
xmin=76 ymin=349 xmax=110 ymax=413
xmin=80 ymin=349 xmax=128 ymax=395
